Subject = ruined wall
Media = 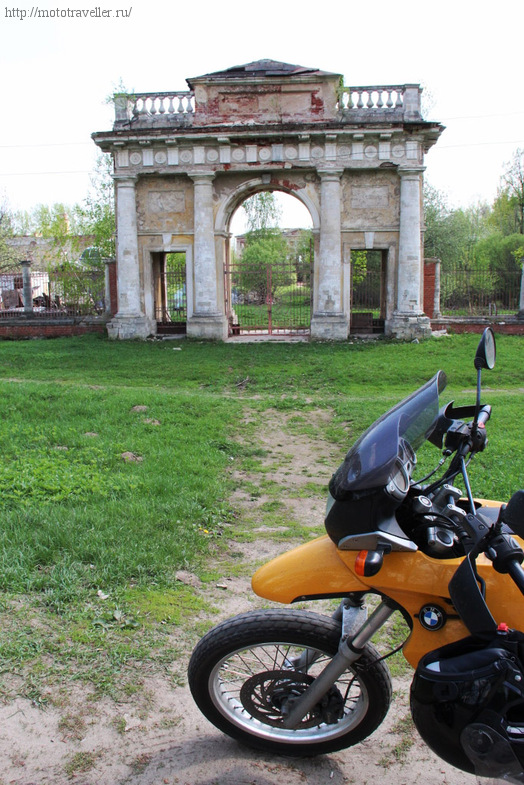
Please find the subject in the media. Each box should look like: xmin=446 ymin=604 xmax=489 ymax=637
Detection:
xmin=136 ymin=175 xmax=194 ymax=235
xmin=191 ymin=78 xmax=338 ymax=127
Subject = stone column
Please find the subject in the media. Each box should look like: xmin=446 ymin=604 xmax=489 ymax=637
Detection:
xmin=21 ymin=260 xmax=34 ymax=317
xmin=311 ymin=169 xmax=349 ymax=340
xmin=187 ymin=173 xmax=227 ymax=340
xmin=107 ymin=176 xmax=154 ymax=339
xmin=389 ymin=167 xmax=431 ymax=339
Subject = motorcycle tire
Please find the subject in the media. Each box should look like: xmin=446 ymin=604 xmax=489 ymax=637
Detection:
xmin=188 ymin=608 xmax=392 ymax=756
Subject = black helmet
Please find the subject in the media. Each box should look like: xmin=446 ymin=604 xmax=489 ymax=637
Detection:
xmin=410 ymin=630 xmax=524 ymax=781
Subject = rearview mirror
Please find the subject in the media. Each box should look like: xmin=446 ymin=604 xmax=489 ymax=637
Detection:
xmin=474 ymin=328 xmax=496 ymax=370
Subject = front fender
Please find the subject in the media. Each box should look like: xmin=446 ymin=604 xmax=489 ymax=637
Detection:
xmin=251 ymin=535 xmax=367 ymax=603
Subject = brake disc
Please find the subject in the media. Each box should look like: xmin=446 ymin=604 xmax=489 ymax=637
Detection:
xmin=239 ymin=669 xmax=344 ymax=728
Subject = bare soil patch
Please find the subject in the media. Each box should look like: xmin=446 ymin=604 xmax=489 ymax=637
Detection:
xmin=0 ymin=409 xmax=475 ymax=785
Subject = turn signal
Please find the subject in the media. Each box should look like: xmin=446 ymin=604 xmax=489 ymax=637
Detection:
xmin=355 ymin=549 xmax=384 ymax=577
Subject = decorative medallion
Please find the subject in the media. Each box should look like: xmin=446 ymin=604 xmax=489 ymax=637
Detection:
xmin=364 ymin=145 xmax=378 ymax=159
xmin=392 ymin=144 xmax=405 ymax=158
xmin=154 ymin=151 xmax=167 ymax=164
xmin=259 ymin=147 xmax=271 ymax=161
xmin=338 ymin=145 xmax=351 ymax=159
xmin=130 ymin=152 xmax=142 ymax=165
xmin=180 ymin=150 xmax=192 ymax=163
xmin=311 ymin=146 xmax=324 ymax=159
xmin=206 ymin=149 xmax=219 ymax=162
xmin=285 ymin=146 xmax=298 ymax=160
xmin=232 ymin=148 xmax=245 ymax=162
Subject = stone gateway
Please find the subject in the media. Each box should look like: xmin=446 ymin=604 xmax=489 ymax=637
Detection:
xmin=92 ymin=60 xmax=443 ymax=341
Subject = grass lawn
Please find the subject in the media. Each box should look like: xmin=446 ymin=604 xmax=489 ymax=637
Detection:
xmin=0 ymin=332 xmax=522 ymax=698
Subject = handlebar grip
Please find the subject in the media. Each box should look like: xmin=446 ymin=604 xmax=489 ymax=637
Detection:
xmin=477 ymin=405 xmax=492 ymax=427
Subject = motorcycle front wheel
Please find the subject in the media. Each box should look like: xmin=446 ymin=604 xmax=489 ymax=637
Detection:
xmin=188 ymin=608 xmax=392 ymax=756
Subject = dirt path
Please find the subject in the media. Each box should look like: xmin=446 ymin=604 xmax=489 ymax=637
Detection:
xmin=0 ymin=409 xmax=477 ymax=785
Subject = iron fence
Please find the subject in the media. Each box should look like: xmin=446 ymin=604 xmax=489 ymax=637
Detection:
xmin=0 ymin=268 xmax=106 ymax=319
xmin=439 ymin=265 xmax=522 ymax=316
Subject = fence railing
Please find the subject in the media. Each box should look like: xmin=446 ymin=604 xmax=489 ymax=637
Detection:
xmin=439 ymin=265 xmax=522 ymax=316
xmin=0 ymin=267 xmax=107 ymax=319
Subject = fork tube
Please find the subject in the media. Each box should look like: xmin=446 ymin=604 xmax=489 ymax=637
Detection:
xmin=282 ymin=601 xmax=394 ymax=729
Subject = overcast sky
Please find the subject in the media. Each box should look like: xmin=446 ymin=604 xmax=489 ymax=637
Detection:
xmin=1 ymin=0 xmax=523 ymax=225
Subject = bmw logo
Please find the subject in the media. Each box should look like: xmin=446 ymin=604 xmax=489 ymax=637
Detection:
xmin=419 ymin=605 xmax=446 ymax=631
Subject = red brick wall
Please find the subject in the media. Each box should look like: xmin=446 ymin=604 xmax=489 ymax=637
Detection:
xmin=0 ymin=323 xmax=106 ymax=339
xmin=431 ymin=321 xmax=524 ymax=335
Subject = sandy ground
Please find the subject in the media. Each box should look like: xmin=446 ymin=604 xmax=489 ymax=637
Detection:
xmin=0 ymin=409 xmax=482 ymax=785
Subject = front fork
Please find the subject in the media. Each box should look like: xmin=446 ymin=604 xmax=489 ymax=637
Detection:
xmin=282 ymin=600 xmax=395 ymax=729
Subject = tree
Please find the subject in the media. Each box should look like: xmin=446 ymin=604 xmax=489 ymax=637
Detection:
xmin=0 ymin=203 xmax=18 ymax=271
xmin=242 ymin=192 xmax=282 ymax=233
xmin=423 ymin=184 xmax=490 ymax=269
xmin=238 ymin=231 xmax=291 ymax=302
xmin=73 ymin=154 xmax=115 ymax=261
xmin=499 ymin=148 xmax=524 ymax=234
xmin=9 ymin=155 xmax=115 ymax=270
xmin=292 ymin=229 xmax=313 ymax=284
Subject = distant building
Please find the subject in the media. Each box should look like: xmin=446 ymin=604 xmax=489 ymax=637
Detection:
xmin=6 ymin=235 xmax=97 ymax=270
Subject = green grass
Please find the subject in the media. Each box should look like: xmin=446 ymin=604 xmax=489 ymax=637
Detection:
xmin=0 ymin=332 xmax=522 ymax=695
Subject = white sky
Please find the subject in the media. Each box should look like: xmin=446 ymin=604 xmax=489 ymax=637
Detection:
xmin=1 ymin=0 xmax=523 ymax=226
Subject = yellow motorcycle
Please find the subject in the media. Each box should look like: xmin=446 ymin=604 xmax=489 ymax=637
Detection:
xmin=189 ymin=329 xmax=524 ymax=781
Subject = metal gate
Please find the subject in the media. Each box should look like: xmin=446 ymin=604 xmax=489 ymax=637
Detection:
xmin=154 ymin=252 xmax=187 ymax=334
xmin=350 ymin=250 xmax=386 ymax=334
xmin=225 ymin=257 xmax=312 ymax=336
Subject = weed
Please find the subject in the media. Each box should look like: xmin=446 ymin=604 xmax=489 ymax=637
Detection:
xmin=58 ymin=713 xmax=87 ymax=741
xmin=64 ymin=750 xmax=97 ymax=776
xmin=130 ymin=752 xmax=152 ymax=774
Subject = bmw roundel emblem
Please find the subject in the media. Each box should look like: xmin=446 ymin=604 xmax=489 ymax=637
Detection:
xmin=419 ymin=605 xmax=446 ymax=631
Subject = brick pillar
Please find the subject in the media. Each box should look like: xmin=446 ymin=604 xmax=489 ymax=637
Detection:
xmin=424 ymin=259 xmax=436 ymax=318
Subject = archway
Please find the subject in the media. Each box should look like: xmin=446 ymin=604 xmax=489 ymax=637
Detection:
xmin=93 ymin=59 xmax=443 ymax=341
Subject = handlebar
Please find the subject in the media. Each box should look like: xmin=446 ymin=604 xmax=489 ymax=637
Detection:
xmin=508 ymin=560 xmax=524 ymax=597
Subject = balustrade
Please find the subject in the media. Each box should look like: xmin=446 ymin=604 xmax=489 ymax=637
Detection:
xmin=115 ymin=91 xmax=195 ymax=124
xmin=337 ymin=85 xmax=422 ymax=120
xmin=113 ymin=84 xmax=421 ymax=127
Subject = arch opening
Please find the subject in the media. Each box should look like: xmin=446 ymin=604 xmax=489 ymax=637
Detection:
xmin=224 ymin=188 xmax=315 ymax=338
